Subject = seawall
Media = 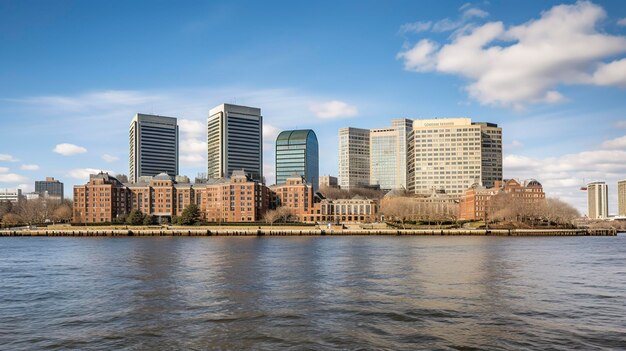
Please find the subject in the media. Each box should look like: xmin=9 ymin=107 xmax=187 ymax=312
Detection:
xmin=0 ymin=228 xmax=617 ymax=237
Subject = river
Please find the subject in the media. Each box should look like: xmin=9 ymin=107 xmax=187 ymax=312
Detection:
xmin=1 ymin=235 xmax=624 ymax=350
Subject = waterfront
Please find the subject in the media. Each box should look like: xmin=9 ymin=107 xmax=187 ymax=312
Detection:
xmin=1 ymin=236 xmax=625 ymax=350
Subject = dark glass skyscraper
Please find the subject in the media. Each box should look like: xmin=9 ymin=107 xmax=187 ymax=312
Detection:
xmin=275 ymin=129 xmax=319 ymax=191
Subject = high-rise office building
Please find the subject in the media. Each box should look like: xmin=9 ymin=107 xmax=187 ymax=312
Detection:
xmin=407 ymin=118 xmax=502 ymax=196
xmin=129 ymin=113 xmax=179 ymax=183
xmin=587 ymin=181 xmax=609 ymax=219
xmin=275 ymin=129 xmax=319 ymax=191
xmin=618 ymin=180 xmax=626 ymax=217
xmin=338 ymin=127 xmax=370 ymax=190
xmin=207 ymin=104 xmax=263 ymax=182
xmin=35 ymin=177 xmax=64 ymax=199
xmin=369 ymin=118 xmax=412 ymax=191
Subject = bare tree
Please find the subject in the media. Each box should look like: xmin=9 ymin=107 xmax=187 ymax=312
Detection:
xmin=2 ymin=213 xmax=23 ymax=227
xmin=263 ymin=208 xmax=282 ymax=226
xmin=52 ymin=204 xmax=73 ymax=223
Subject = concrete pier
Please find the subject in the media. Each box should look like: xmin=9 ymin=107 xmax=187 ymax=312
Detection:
xmin=0 ymin=227 xmax=617 ymax=237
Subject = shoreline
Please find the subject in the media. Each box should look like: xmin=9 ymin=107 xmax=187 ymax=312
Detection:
xmin=0 ymin=228 xmax=617 ymax=237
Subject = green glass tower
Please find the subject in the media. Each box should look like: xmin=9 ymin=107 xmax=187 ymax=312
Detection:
xmin=275 ymin=129 xmax=319 ymax=191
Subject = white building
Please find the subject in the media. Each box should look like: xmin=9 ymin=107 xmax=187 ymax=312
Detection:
xmin=407 ymin=118 xmax=502 ymax=196
xmin=0 ymin=188 xmax=22 ymax=203
xmin=129 ymin=113 xmax=179 ymax=183
xmin=588 ymin=181 xmax=609 ymax=219
xmin=338 ymin=127 xmax=370 ymax=190
xmin=207 ymin=104 xmax=263 ymax=182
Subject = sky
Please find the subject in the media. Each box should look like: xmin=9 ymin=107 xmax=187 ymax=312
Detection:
xmin=1 ymin=0 xmax=626 ymax=215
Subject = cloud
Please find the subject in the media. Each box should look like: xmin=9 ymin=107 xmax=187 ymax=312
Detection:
xmin=178 ymin=118 xmax=207 ymax=167
xmin=505 ymin=140 xmax=524 ymax=149
xmin=0 ymin=173 xmax=28 ymax=183
xmin=0 ymin=154 xmax=18 ymax=162
xmin=67 ymin=168 xmax=111 ymax=180
xmin=17 ymin=183 xmax=33 ymax=193
xmin=53 ymin=143 xmax=87 ymax=156
xmin=462 ymin=8 xmax=488 ymax=19
xmin=263 ymin=123 xmax=280 ymax=141
xmin=618 ymin=17 xmax=626 ymax=26
xmin=399 ymin=21 xmax=432 ymax=34
xmin=505 ymin=138 xmax=626 ymax=215
xmin=0 ymin=167 xmax=9 ymax=173
xmin=309 ymin=100 xmax=358 ymax=119
xmin=398 ymin=1 xmax=626 ymax=108
xmin=179 ymin=119 xmax=205 ymax=136
xmin=614 ymin=120 xmax=626 ymax=129
xmin=102 ymin=154 xmax=119 ymax=163
xmin=601 ymin=135 xmax=626 ymax=149
xmin=20 ymin=164 xmax=40 ymax=171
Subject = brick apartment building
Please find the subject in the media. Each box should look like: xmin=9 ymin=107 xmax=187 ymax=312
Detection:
xmin=459 ymin=179 xmax=545 ymax=221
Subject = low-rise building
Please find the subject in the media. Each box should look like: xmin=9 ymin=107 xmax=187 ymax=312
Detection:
xmin=319 ymin=175 xmax=338 ymax=189
xmin=302 ymin=197 xmax=378 ymax=223
xmin=0 ymin=188 xmax=23 ymax=204
xmin=270 ymin=174 xmax=315 ymax=222
xmin=380 ymin=190 xmax=459 ymax=221
xmin=73 ymin=173 xmax=129 ymax=223
xmin=459 ymin=179 xmax=545 ymax=221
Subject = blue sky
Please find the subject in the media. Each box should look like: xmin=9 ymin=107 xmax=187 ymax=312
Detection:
xmin=1 ymin=0 xmax=626 ymax=214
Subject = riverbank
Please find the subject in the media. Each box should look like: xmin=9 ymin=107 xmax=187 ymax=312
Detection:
xmin=0 ymin=227 xmax=617 ymax=236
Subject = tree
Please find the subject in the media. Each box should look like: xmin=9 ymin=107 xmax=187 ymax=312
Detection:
xmin=264 ymin=208 xmax=282 ymax=226
xmin=0 ymin=201 xmax=12 ymax=219
xmin=2 ymin=213 xmax=23 ymax=227
xmin=127 ymin=210 xmax=145 ymax=225
xmin=179 ymin=204 xmax=200 ymax=225
xmin=51 ymin=204 xmax=73 ymax=223
xmin=143 ymin=214 xmax=155 ymax=225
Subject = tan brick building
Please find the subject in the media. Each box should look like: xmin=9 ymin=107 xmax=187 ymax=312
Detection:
xmin=73 ymin=173 xmax=129 ymax=223
xmin=270 ymin=175 xmax=315 ymax=221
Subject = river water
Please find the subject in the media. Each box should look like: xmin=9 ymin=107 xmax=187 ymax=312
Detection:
xmin=1 ymin=235 xmax=624 ymax=350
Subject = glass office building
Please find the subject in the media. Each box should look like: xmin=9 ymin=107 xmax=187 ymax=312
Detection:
xmin=275 ymin=129 xmax=319 ymax=191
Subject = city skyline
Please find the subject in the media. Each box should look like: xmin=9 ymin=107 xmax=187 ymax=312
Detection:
xmin=1 ymin=1 xmax=626 ymax=215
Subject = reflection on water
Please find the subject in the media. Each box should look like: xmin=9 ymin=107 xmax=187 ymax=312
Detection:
xmin=1 ymin=236 xmax=625 ymax=350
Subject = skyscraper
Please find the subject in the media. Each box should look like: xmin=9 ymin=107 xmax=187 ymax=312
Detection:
xmin=338 ymin=127 xmax=370 ymax=190
xmin=369 ymin=118 xmax=412 ymax=191
xmin=207 ymin=104 xmax=263 ymax=182
xmin=588 ymin=181 xmax=609 ymax=219
xmin=129 ymin=113 xmax=179 ymax=183
xmin=275 ymin=129 xmax=319 ymax=191
xmin=35 ymin=177 xmax=64 ymax=199
xmin=618 ymin=180 xmax=626 ymax=216
xmin=407 ymin=118 xmax=502 ymax=196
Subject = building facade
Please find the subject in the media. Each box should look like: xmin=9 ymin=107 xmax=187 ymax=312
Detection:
xmin=275 ymin=129 xmax=319 ymax=191
xmin=207 ymin=104 xmax=263 ymax=182
xmin=73 ymin=171 xmax=269 ymax=224
xmin=319 ymin=175 xmax=338 ymax=189
xmin=369 ymin=118 xmax=412 ymax=191
xmin=618 ymin=180 xmax=626 ymax=217
xmin=270 ymin=175 xmax=315 ymax=221
xmin=407 ymin=118 xmax=502 ymax=196
xmin=35 ymin=177 xmax=64 ymax=199
xmin=587 ymin=181 xmax=608 ymax=219
xmin=129 ymin=113 xmax=179 ymax=183
xmin=338 ymin=127 xmax=370 ymax=190
xmin=459 ymin=179 xmax=545 ymax=221
xmin=0 ymin=188 xmax=23 ymax=204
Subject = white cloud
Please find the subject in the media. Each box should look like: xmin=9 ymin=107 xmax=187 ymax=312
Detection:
xmin=0 ymin=154 xmax=18 ymax=162
xmin=601 ymin=135 xmax=626 ymax=149
xmin=398 ymin=2 xmax=626 ymax=108
xmin=102 ymin=154 xmax=119 ymax=163
xmin=618 ymin=17 xmax=626 ymax=26
xmin=263 ymin=123 xmax=280 ymax=141
xmin=505 ymin=140 xmax=524 ymax=149
xmin=180 ymin=154 xmax=205 ymax=167
xmin=17 ymin=183 xmax=34 ymax=193
xmin=20 ymin=164 xmax=40 ymax=171
xmin=53 ymin=143 xmax=87 ymax=156
xmin=399 ymin=21 xmax=432 ymax=34
xmin=0 ymin=173 xmax=28 ymax=183
xmin=614 ymin=120 xmax=626 ymax=129
xmin=67 ymin=168 xmax=110 ymax=180
xmin=309 ymin=100 xmax=358 ymax=119
xmin=505 ymin=138 xmax=626 ymax=215
xmin=179 ymin=119 xmax=205 ymax=136
xmin=462 ymin=8 xmax=488 ymax=19
xmin=0 ymin=167 xmax=9 ymax=173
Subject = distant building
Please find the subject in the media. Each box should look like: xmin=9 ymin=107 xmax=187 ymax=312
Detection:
xmin=370 ymin=118 xmax=412 ymax=191
xmin=310 ymin=197 xmax=378 ymax=224
xmin=24 ymin=192 xmax=41 ymax=201
xmin=407 ymin=118 xmax=502 ymax=196
xmin=459 ymin=179 xmax=545 ymax=221
xmin=270 ymin=174 xmax=315 ymax=221
xmin=319 ymin=175 xmax=338 ymax=189
xmin=338 ymin=127 xmax=370 ymax=190
xmin=587 ymin=181 xmax=608 ymax=219
xmin=618 ymin=180 xmax=626 ymax=217
xmin=207 ymin=104 xmax=263 ymax=182
xmin=35 ymin=177 xmax=64 ymax=199
xmin=129 ymin=113 xmax=179 ymax=183
xmin=275 ymin=129 xmax=319 ymax=191
xmin=381 ymin=189 xmax=460 ymax=221
xmin=0 ymin=188 xmax=22 ymax=204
